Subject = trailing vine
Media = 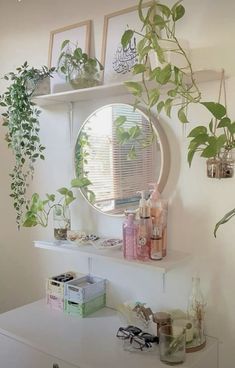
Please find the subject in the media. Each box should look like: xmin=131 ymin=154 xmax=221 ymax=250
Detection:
xmin=0 ymin=62 xmax=54 ymax=228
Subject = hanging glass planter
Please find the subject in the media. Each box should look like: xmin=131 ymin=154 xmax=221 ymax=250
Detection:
xmin=207 ymin=150 xmax=234 ymax=179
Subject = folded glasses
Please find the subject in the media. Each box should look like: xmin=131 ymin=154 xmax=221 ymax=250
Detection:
xmin=116 ymin=326 xmax=159 ymax=351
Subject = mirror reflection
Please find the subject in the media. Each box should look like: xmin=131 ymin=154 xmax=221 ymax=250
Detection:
xmin=74 ymin=103 xmax=163 ymax=215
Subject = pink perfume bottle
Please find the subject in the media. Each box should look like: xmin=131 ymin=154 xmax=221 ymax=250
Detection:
xmin=123 ymin=214 xmax=137 ymax=260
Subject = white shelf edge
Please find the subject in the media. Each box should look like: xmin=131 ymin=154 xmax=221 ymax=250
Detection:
xmin=34 ymin=240 xmax=191 ymax=274
xmin=33 ymin=69 xmax=223 ymax=107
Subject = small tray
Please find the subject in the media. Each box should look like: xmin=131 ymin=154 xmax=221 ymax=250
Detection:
xmin=92 ymin=238 xmax=122 ymax=250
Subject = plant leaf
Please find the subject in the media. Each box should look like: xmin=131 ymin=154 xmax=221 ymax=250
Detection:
xmin=121 ymin=30 xmax=134 ymax=48
xmin=217 ymin=117 xmax=231 ymax=128
xmin=188 ymin=126 xmax=207 ymax=137
xmin=172 ymin=4 xmax=185 ymax=21
xmin=61 ymin=39 xmax=70 ymax=50
xmin=201 ymin=102 xmax=226 ymax=120
xmin=214 ymin=208 xmax=235 ymax=237
xmin=57 ymin=187 xmax=69 ymax=195
xmin=188 ymin=149 xmax=196 ymax=167
xmin=178 ymin=108 xmax=188 ymax=123
xmin=124 ymin=81 xmax=143 ymax=97
xmin=114 ymin=116 xmax=127 ymax=126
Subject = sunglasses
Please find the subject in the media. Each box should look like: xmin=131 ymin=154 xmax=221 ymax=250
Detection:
xmin=116 ymin=326 xmax=159 ymax=351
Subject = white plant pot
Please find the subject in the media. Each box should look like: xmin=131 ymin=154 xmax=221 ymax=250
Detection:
xmin=149 ymin=39 xmax=190 ymax=70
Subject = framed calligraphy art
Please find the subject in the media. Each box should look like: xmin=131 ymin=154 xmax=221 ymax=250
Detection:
xmin=101 ymin=3 xmax=151 ymax=85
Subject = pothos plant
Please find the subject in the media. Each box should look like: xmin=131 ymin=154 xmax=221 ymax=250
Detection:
xmin=119 ymin=0 xmax=235 ymax=236
xmin=0 ymin=62 xmax=55 ymax=228
xmin=23 ymin=177 xmax=91 ymax=228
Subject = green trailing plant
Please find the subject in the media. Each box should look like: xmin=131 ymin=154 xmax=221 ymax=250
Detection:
xmin=23 ymin=177 xmax=91 ymax=228
xmin=74 ymin=130 xmax=96 ymax=203
xmin=57 ymin=40 xmax=104 ymax=89
xmin=120 ymin=0 xmax=235 ymax=235
xmin=0 ymin=62 xmax=54 ymax=228
xmin=121 ymin=0 xmax=201 ymax=126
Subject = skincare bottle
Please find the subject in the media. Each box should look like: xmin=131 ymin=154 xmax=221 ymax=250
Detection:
xmin=123 ymin=214 xmax=137 ymax=260
xmin=150 ymin=223 xmax=163 ymax=260
xmin=148 ymin=183 xmax=168 ymax=257
xmin=136 ymin=191 xmax=152 ymax=261
xmin=148 ymin=183 xmax=162 ymax=222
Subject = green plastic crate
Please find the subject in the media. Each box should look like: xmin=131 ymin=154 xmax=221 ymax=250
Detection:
xmin=64 ymin=294 xmax=106 ymax=317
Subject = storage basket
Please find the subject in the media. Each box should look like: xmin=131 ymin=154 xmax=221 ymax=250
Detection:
xmin=65 ymin=275 xmax=106 ymax=304
xmin=64 ymin=294 xmax=106 ymax=317
xmin=47 ymin=294 xmax=64 ymax=311
xmin=46 ymin=272 xmax=75 ymax=298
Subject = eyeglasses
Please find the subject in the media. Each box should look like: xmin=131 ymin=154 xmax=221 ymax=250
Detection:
xmin=116 ymin=326 xmax=159 ymax=351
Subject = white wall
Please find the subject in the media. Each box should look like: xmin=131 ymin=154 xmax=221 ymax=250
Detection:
xmin=0 ymin=0 xmax=235 ymax=366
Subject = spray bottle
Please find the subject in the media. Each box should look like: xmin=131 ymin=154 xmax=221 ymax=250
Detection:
xmin=136 ymin=191 xmax=152 ymax=261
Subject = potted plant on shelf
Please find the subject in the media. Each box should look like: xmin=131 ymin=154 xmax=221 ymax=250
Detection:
xmin=57 ymin=40 xmax=104 ymax=89
xmin=0 ymin=62 xmax=54 ymax=228
xmin=23 ymin=177 xmax=91 ymax=240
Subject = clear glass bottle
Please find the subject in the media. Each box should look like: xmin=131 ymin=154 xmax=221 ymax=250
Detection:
xmin=53 ymin=204 xmax=71 ymax=241
xmin=123 ymin=214 xmax=137 ymax=260
xmin=187 ymin=277 xmax=206 ymax=347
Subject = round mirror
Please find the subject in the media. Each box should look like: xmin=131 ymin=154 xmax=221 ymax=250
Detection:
xmin=74 ymin=103 xmax=169 ymax=216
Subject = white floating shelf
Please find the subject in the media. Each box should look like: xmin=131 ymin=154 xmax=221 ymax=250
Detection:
xmin=34 ymin=240 xmax=191 ymax=274
xmin=33 ymin=69 xmax=222 ymax=107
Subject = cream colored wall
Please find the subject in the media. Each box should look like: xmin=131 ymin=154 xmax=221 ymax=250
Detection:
xmin=0 ymin=0 xmax=235 ymax=367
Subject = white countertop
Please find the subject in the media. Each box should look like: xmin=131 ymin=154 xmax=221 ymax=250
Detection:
xmin=0 ymin=300 xmax=218 ymax=368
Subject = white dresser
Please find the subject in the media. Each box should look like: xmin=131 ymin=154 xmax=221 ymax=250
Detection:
xmin=0 ymin=300 xmax=218 ymax=368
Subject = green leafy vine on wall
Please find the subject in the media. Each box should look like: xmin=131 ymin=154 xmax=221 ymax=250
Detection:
xmin=0 ymin=62 xmax=54 ymax=228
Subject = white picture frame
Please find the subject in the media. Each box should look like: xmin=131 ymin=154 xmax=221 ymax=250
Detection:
xmin=48 ymin=20 xmax=91 ymax=93
xmin=101 ymin=3 xmax=151 ymax=85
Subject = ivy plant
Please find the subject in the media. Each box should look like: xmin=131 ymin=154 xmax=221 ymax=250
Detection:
xmin=23 ymin=177 xmax=91 ymax=228
xmin=0 ymin=62 xmax=54 ymax=228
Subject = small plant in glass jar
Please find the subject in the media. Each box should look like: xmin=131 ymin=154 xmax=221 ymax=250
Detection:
xmin=57 ymin=40 xmax=104 ymax=89
xmin=22 ymin=177 xmax=91 ymax=240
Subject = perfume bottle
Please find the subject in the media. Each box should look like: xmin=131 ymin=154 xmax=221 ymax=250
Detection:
xmin=148 ymin=183 xmax=168 ymax=257
xmin=136 ymin=191 xmax=152 ymax=261
xmin=150 ymin=223 xmax=162 ymax=260
xmin=123 ymin=214 xmax=137 ymax=260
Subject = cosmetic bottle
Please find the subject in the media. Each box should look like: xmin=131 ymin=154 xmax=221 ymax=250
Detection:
xmin=148 ymin=183 xmax=168 ymax=257
xmin=150 ymin=223 xmax=163 ymax=260
xmin=123 ymin=213 xmax=137 ymax=260
xmin=136 ymin=191 xmax=152 ymax=261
